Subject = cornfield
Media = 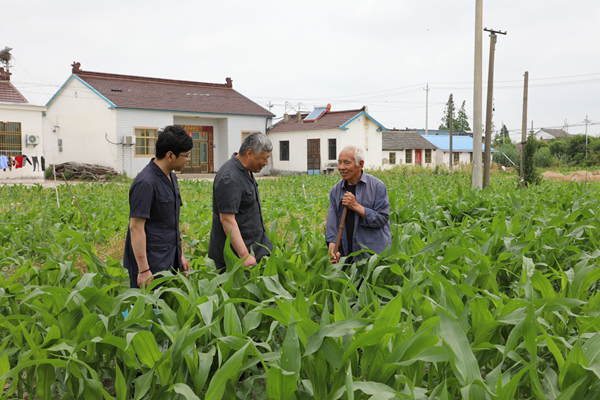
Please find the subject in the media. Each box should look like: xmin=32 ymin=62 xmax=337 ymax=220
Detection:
xmin=1 ymin=170 xmax=600 ymax=399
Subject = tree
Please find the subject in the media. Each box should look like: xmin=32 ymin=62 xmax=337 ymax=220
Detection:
xmin=523 ymin=132 xmax=541 ymax=186
xmin=439 ymin=96 xmax=470 ymax=132
xmin=455 ymin=101 xmax=471 ymax=132
xmin=492 ymin=124 xmax=510 ymax=147
xmin=438 ymin=94 xmax=456 ymax=131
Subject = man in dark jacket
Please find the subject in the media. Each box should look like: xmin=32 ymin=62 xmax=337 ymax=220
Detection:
xmin=209 ymin=132 xmax=273 ymax=270
xmin=123 ymin=125 xmax=193 ymax=288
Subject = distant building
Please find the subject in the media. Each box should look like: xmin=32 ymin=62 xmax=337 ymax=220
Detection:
xmin=0 ymin=67 xmax=46 ymax=183
xmin=267 ymin=105 xmax=385 ymax=175
xmin=534 ymin=128 xmax=574 ymax=141
xmin=382 ymin=129 xmax=438 ymax=166
xmin=418 ymin=129 xmax=473 ymax=137
xmin=383 ymin=129 xmax=491 ymax=167
xmin=44 ymin=62 xmax=274 ymax=177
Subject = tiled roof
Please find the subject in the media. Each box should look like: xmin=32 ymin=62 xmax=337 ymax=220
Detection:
xmin=422 ymin=136 xmax=493 ymax=152
xmin=70 ymin=70 xmax=273 ymax=117
xmin=383 ymin=130 xmax=438 ymax=150
xmin=0 ymin=82 xmax=28 ymax=103
xmin=268 ymin=107 xmax=366 ymax=133
xmin=537 ymin=128 xmax=574 ymax=138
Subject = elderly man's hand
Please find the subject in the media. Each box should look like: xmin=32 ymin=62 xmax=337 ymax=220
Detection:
xmin=328 ymin=243 xmax=341 ymax=264
xmin=341 ymin=192 xmax=366 ymax=219
xmin=341 ymin=192 xmax=358 ymax=210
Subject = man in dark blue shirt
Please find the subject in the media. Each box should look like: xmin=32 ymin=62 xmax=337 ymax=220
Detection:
xmin=209 ymin=132 xmax=273 ymax=270
xmin=123 ymin=125 xmax=193 ymax=288
xmin=326 ymin=145 xmax=391 ymax=263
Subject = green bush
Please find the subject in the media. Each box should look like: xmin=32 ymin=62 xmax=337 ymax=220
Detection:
xmin=523 ymin=133 xmax=541 ymax=185
xmin=534 ymin=146 xmax=554 ymax=168
xmin=492 ymin=143 xmax=520 ymax=168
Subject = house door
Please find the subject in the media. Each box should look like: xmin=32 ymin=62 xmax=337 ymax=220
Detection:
xmin=415 ymin=150 xmax=422 ymax=165
xmin=179 ymin=126 xmax=214 ymax=173
xmin=307 ymin=139 xmax=320 ymax=175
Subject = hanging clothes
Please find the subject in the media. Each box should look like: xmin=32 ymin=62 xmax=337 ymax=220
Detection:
xmin=22 ymin=155 xmax=33 ymax=167
xmin=32 ymin=156 xmax=39 ymax=171
xmin=7 ymin=157 xmax=12 ymax=171
xmin=0 ymin=154 xmax=8 ymax=171
xmin=41 ymin=156 xmax=45 ymax=171
xmin=14 ymin=156 xmax=23 ymax=169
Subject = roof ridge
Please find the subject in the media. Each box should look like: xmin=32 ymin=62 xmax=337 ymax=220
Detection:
xmin=75 ymin=71 xmax=231 ymax=89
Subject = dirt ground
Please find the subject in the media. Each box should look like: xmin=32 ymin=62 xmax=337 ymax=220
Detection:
xmin=542 ymin=170 xmax=600 ymax=182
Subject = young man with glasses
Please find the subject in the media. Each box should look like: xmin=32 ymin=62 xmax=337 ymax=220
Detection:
xmin=123 ymin=125 xmax=194 ymax=288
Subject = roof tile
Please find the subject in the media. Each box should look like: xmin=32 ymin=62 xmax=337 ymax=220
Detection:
xmin=0 ymin=82 xmax=28 ymax=103
xmin=383 ymin=130 xmax=438 ymax=150
xmin=74 ymin=70 xmax=273 ymax=117
xmin=268 ymin=108 xmax=365 ymax=133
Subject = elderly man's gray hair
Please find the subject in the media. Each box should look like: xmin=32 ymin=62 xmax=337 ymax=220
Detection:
xmin=239 ymin=132 xmax=273 ymax=155
xmin=342 ymin=145 xmax=365 ymax=165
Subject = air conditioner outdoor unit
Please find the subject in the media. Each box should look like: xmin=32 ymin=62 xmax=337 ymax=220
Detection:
xmin=26 ymin=135 xmax=40 ymax=146
xmin=124 ymin=136 xmax=134 ymax=145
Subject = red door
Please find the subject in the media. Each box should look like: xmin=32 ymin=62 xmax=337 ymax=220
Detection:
xmin=415 ymin=150 xmax=422 ymax=165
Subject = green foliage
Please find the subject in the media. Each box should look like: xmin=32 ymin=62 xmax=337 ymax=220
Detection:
xmin=492 ymin=142 xmax=520 ymax=168
xmin=492 ymin=124 xmax=510 ymax=147
xmin=523 ymin=133 xmax=541 ymax=185
xmin=2 ymin=172 xmax=600 ymax=399
xmin=534 ymin=146 xmax=554 ymax=168
xmin=439 ymin=95 xmax=470 ymax=132
xmin=456 ymin=100 xmax=470 ymax=132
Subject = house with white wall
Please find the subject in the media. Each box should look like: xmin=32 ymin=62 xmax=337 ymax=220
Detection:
xmin=0 ymin=67 xmax=46 ymax=183
xmin=44 ymin=62 xmax=274 ymax=177
xmin=383 ymin=129 xmax=489 ymax=167
xmin=533 ymin=128 xmax=574 ymax=141
xmin=382 ymin=130 xmax=439 ymax=167
xmin=267 ymin=105 xmax=385 ymax=175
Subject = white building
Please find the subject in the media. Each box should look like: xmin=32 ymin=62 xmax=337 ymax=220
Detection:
xmin=383 ymin=129 xmax=489 ymax=167
xmin=533 ymin=128 xmax=574 ymax=141
xmin=267 ymin=105 xmax=385 ymax=174
xmin=382 ymin=130 xmax=439 ymax=167
xmin=0 ymin=67 xmax=46 ymax=183
xmin=44 ymin=62 xmax=274 ymax=177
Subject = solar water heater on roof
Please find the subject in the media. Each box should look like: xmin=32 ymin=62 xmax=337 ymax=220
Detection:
xmin=304 ymin=107 xmax=327 ymax=122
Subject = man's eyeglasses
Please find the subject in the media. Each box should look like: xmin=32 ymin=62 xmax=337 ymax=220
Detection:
xmin=178 ymin=152 xmax=192 ymax=159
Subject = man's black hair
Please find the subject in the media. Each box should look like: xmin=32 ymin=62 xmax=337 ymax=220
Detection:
xmin=155 ymin=125 xmax=193 ymax=159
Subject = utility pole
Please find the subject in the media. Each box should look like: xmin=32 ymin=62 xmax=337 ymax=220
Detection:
xmin=483 ymin=28 xmax=506 ymax=188
xmin=472 ymin=0 xmax=483 ymax=189
xmin=449 ymin=94 xmax=454 ymax=169
xmin=520 ymin=71 xmax=529 ymax=188
xmin=424 ymin=83 xmax=429 ymax=135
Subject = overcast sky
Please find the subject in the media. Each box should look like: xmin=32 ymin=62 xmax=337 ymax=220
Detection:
xmin=4 ymin=0 xmax=599 ymax=140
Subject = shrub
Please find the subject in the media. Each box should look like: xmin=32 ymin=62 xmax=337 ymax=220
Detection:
xmin=534 ymin=146 xmax=553 ymax=168
xmin=523 ymin=133 xmax=541 ymax=185
xmin=493 ymin=143 xmax=520 ymax=168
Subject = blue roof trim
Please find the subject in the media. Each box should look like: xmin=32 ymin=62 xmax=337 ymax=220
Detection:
xmin=116 ymin=107 xmax=273 ymax=118
xmin=46 ymin=75 xmax=116 ymax=108
xmin=339 ymin=111 xmax=387 ymax=131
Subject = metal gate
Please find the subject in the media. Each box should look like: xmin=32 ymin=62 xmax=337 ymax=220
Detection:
xmin=307 ymin=139 xmax=320 ymax=175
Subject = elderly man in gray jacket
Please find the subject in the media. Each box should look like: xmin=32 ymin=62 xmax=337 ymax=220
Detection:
xmin=326 ymin=145 xmax=392 ymax=263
